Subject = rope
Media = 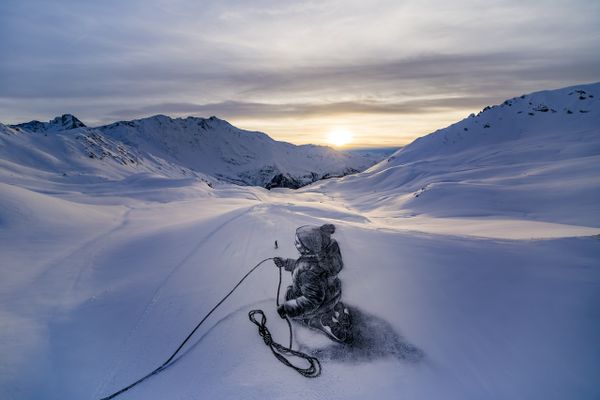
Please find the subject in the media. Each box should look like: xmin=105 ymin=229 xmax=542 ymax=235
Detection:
xmin=248 ymin=310 xmax=320 ymax=378
xmin=247 ymin=264 xmax=321 ymax=378
xmin=99 ymin=257 xmax=272 ymax=400
xmin=99 ymin=256 xmax=320 ymax=399
xmin=275 ymin=264 xmax=293 ymax=349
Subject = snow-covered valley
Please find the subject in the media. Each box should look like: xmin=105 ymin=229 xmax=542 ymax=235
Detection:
xmin=1 ymin=83 xmax=599 ymax=400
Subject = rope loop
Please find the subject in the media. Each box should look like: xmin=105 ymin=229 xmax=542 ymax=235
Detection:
xmin=249 ymin=310 xmax=273 ymax=345
xmin=247 ymin=266 xmax=321 ymax=378
xmin=247 ymin=309 xmax=321 ymax=378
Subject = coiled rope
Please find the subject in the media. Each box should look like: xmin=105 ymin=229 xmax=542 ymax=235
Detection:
xmin=248 ymin=264 xmax=321 ymax=378
xmin=100 ymin=257 xmax=320 ymax=400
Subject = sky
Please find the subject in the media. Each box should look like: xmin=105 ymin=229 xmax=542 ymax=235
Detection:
xmin=1 ymin=0 xmax=599 ymax=147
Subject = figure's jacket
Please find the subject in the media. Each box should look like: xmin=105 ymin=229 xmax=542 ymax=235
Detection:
xmin=280 ymin=239 xmax=343 ymax=319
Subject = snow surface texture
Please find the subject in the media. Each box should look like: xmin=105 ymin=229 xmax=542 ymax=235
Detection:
xmin=1 ymin=83 xmax=599 ymax=400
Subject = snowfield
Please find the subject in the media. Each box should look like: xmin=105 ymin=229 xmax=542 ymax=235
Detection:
xmin=1 ymin=83 xmax=599 ymax=400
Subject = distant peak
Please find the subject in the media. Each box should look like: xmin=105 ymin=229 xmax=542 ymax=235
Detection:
xmin=140 ymin=114 xmax=172 ymax=123
xmin=10 ymin=113 xmax=86 ymax=132
xmin=184 ymin=115 xmax=227 ymax=124
xmin=149 ymin=114 xmax=171 ymax=120
xmin=50 ymin=114 xmax=86 ymax=130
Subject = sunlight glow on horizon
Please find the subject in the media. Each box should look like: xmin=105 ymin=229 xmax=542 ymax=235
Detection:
xmin=327 ymin=129 xmax=354 ymax=147
xmin=228 ymin=107 xmax=475 ymax=148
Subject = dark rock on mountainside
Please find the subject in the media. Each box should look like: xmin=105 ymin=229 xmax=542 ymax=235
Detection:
xmin=265 ymin=173 xmax=303 ymax=189
xmin=11 ymin=114 xmax=86 ymax=132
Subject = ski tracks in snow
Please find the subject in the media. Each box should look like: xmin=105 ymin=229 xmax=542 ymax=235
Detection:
xmin=94 ymin=204 xmax=260 ymax=398
xmin=69 ymin=207 xmax=135 ymax=294
xmin=24 ymin=206 xmax=133 ymax=322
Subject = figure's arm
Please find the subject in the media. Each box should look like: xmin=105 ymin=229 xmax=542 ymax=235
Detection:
xmin=274 ymin=257 xmax=296 ymax=271
xmin=273 ymin=257 xmax=296 ymax=272
xmin=282 ymin=271 xmax=325 ymax=318
xmin=281 ymin=258 xmax=296 ymax=272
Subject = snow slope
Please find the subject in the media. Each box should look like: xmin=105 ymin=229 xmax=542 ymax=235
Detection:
xmin=1 ymin=178 xmax=598 ymax=400
xmin=1 ymin=83 xmax=599 ymax=400
xmin=97 ymin=115 xmax=373 ymax=187
xmin=314 ymin=82 xmax=600 ymax=229
xmin=0 ymin=119 xmax=211 ymax=190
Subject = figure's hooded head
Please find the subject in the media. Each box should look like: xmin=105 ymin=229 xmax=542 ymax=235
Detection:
xmin=295 ymin=224 xmax=336 ymax=255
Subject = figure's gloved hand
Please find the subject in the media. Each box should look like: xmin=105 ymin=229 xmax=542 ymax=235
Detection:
xmin=273 ymin=257 xmax=284 ymax=269
xmin=277 ymin=305 xmax=287 ymax=319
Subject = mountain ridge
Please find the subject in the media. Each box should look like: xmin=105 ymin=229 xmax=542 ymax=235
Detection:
xmin=11 ymin=114 xmax=86 ymax=133
xmin=94 ymin=113 xmax=373 ymax=187
xmin=2 ymin=113 xmax=376 ymax=188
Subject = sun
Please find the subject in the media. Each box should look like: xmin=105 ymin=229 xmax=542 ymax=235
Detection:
xmin=327 ymin=129 xmax=353 ymax=147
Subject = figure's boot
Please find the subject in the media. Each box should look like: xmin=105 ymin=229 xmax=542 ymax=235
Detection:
xmin=332 ymin=302 xmax=352 ymax=329
xmin=307 ymin=304 xmax=353 ymax=344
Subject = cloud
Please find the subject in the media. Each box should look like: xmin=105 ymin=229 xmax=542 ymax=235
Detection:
xmin=1 ymin=0 xmax=599 ymax=143
xmin=3 ymin=50 xmax=598 ymax=104
xmin=105 ymin=96 xmax=503 ymax=122
xmin=91 ymin=50 xmax=600 ymax=123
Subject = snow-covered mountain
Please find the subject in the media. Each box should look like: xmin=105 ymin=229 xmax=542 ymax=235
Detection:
xmin=2 ymin=114 xmax=373 ymax=189
xmin=1 ymin=114 xmax=374 ymax=189
xmin=11 ymin=114 xmax=87 ymax=133
xmin=1 ymin=118 xmax=205 ymax=186
xmin=315 ymin=82 xmax=600 ymax=227
xmin=96 ymin=115 xmax=372 ymax=187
